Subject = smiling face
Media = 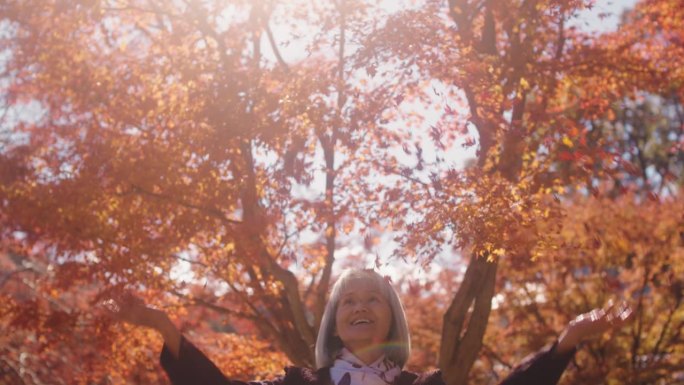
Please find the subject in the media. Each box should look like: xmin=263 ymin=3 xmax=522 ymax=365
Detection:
xmin=334 ymin=278 xmax=393 ymax=357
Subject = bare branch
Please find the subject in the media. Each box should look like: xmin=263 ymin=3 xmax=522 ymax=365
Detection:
xmin=170 ymin=289 xmax=257 ymax=320
xmin=265 ymin=23 xmax=290 ymax=71
xmin=315 ymin=1 xmax=347 ymax=331
xmin=0 ymin=267 xmax=34 ymax=289
xmin=129 ymin=183 xmax=241 ymax=226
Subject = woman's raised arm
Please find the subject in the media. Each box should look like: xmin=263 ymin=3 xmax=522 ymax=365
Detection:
xmin=103 ymin=292 xmax=182 ymax=357
xmin=498 ymin=300 xmax=633 ymax=385
xmin=102 ymin=293 xmax=252 ymax=385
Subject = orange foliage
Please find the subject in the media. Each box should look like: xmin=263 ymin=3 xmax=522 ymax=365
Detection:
xmin=393 ymin=193 xmax=684 ymax=384
xmin=484 ymin=193 xmax=684 ymax=384
xmin=0 ymin=0 xmax=683 ymax=383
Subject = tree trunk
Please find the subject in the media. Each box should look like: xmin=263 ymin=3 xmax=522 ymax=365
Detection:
xmin=439 ymin=255 xmax=498 ymax=385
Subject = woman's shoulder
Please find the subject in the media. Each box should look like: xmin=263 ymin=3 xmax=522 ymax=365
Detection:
xmin=396 ymin=369 xmax=444 ymax=385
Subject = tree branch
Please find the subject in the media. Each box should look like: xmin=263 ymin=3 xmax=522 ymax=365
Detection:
xmin=129 ymin=183 xmax=241 ymax=226
xmin=265 ymin=23 xmax=290 ymax=71
xmin=315 ymin=0 xmax=347 ymax=331
xmin=0 ymin=267 xmax=34 ymax=289
xmin=439 ymin=255 xmax=498 ymax=385
xmin=170 ymin=289 xmax=257 ymax=320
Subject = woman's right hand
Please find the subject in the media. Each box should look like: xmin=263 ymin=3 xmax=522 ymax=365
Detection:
xmin=103 ymin=292 xmax=166 ymax=330
xmin=102 ymin=291 xmax=182 ymax=357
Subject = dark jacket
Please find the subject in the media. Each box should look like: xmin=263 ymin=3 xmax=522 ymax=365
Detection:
xmin=160 ymin=337 xmax=575 ymax=385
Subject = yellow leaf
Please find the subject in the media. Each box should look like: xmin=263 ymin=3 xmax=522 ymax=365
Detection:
xmin=562 ymin=136 xmax=573 ymax=148
xmin=520 ymin=77 xmax=530 ymax=90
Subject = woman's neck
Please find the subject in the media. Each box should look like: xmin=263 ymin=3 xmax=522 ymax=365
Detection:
xmin=347 ymin=346 xmax=384 ymax=365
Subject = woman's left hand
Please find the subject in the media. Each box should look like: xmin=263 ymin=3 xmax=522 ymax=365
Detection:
xmin=556 ymin=300 xmax=633 ymax=354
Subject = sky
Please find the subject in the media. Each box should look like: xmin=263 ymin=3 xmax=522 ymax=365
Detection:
xmin=572 ymin=0 xmax=638 ymax=33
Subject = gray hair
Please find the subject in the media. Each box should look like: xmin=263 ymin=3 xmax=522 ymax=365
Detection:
xmin=314 ymin=269 xmax=411 ymax=369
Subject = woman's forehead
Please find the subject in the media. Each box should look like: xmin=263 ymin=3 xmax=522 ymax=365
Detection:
xmin=339 ymin=277 xmax=384 ymax=294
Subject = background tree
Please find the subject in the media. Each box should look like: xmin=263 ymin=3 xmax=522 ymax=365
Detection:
xmin=488 ymin=193 xmax=684 ymax=385
xmin=356 ymin=0 xmax=683 ymax=384
xmin=396 ymin=192 xmax=684 ymax=385
xmin=1 ymin=0 xmax=683 ymax=384
xmin=0 ymin=0 xmax=397 ymax=379
xmin=363 ymin=1 xmax=684 ymax=383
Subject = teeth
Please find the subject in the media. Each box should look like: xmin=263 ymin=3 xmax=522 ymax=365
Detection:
xmin=352 ymin=319 xmax=371 ymax=325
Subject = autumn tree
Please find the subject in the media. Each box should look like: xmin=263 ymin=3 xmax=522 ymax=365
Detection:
xmin=0 ymin=0 xmax=401 ymax=381
xmin=355 ymin=0 xmax=684 ymax=384
xmin=393 ymin=190 xmax=684 ymax=385
xmin=481 ymin=3 xmax=684 ymax=373
xmin=1 ymin=243 xmax=291 ymax=384
xmin=487 ymin=192 xmax=684 ymax=385
xmin=391 ymin=77 xmax=684 ymax=382
xmin=1 ymin=0 xmax=683 ymax=384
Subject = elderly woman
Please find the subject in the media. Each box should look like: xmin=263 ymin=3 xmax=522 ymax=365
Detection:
xmin=108 ymin=269 xmax=632 ymax=385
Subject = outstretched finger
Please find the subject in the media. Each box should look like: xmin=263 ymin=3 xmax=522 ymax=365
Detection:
xmin=99 ymin=298 xmax=125 ymax=321
xmin=587 ymin=308 xmax=613 ymax=334
xmin=602 ymin=299 xmax=616 ymax=314
xmin=99 ymin=290 xmax=136 ymax=312
xmin=608 ymin=301 xmax=633 ymax=327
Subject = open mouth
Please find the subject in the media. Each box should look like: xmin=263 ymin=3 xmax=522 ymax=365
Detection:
xmin=351 ymin=319 xmax=372 ymax=325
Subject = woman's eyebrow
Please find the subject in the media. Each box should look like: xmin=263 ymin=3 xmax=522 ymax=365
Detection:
xmin=341 ymin=289 xmax=381 ymax=297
